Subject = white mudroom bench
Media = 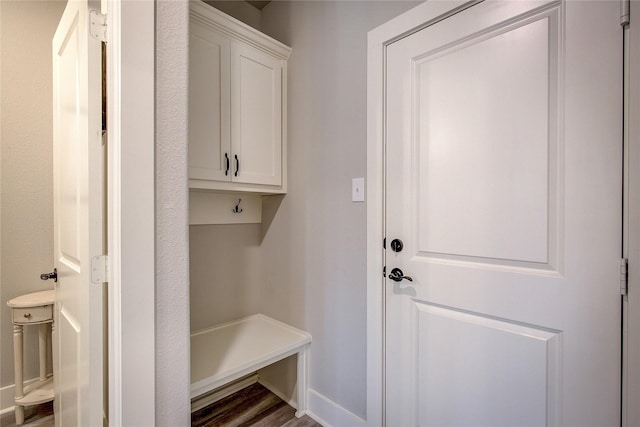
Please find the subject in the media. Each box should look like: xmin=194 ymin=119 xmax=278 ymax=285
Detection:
xmin=190 ymin=314 xmax=311 ymax=417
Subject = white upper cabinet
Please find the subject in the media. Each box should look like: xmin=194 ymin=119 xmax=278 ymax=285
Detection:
xmin=189 ymin=20 xmax=231 ymax=183
xmin=189 ymin=1 xmax=291 ymax=194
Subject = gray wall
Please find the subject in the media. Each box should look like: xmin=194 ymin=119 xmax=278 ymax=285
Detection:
xmin=0 ymin=0 xmax=66 ymax=390
xmin=260 ymin=2 xmax=420 ymax=417
xmin=190 ymin=224 xmax=264 ymax=330
xmin=205 ymin=1 xmax=261 ymax=30
xmin=188 ymin=1 xmax=419 ymax=419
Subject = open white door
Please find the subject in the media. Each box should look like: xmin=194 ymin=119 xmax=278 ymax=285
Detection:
xmin=52 ymin=0 xmax=105 ymax=425
xmin=385 ymin=1 xmax=622 ymax=425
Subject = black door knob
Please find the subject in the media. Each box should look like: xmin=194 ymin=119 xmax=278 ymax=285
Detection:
xmin=390 ymin=239 xmax=403 ymax=252
xmin=388 ymin=267 xmax=412 ymax=282
xmin=40 ymin=268 xmax=57 ymax=283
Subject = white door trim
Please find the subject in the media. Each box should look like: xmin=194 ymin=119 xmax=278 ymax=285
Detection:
xmin=367 ymin=1 xmax=636 ymax=426
xmin=106 ymin=1 xmax=156 ymax=425
xmin=366 ymin=3 xmax=470 ymax=424
xmin=623 ymin=4 xmax=640 ymax=426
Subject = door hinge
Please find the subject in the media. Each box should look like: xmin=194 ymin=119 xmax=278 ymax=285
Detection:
xmin=620 ymin=258 xmax=629 ymax=296
xmin=101 ymin=130 xmax=107 ymax=146
xmin=621 ymin=0 xmax=630 ymax=26
xmin=91 ymin=255 xmax=109 ymax=284
xmin=89 ymin=11 xmax=107 ymax=42
xmin=383 ymin=266 xmax=386 ymax=278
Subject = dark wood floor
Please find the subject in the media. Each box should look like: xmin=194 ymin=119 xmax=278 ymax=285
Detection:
xmin=1 ymin=383 xmax=319 ymax=427
xmin=0 ymin=402 xmax=54 ymax=427
xmin=192 ymin=383 xmax=322 ymax=427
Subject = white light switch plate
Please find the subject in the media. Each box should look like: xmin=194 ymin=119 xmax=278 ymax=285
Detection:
xmin=352 ymin=178 xmax=365 ymax=202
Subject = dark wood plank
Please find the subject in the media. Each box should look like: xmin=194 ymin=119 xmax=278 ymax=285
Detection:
xmin=0 ymin=402 xmax=54 ymax=427
xmin=281 ymin=416 xmax=324 ymax=427
xmin=192 ymin=383 xmax=322 ymax=427
xmin=246 ymin=403 xmax=295 ymax=427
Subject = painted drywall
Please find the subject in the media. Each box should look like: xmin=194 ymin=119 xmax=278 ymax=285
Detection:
xmin=0 ymin=0 xmax=65 ymax=392
xmin=205 ymin=1 xmax=261 ymax=30
xmin=190 ymin=224 xmax=264 ymax=330
xmin=188 ymin=1 xmax=420 ymax=420
xmin=155 ymin=1 xmax=191 ymax=425
xmin=258 ymin=1 xmax=420 ymax=419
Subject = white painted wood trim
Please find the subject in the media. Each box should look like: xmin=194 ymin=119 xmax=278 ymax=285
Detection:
xmin=365 ymin=30 xmax=385 ymax=427
xmin=188 ymin=179 xmax=287 ymax=194
xmin=190 ymin=371 xmax=303 ymax=415
xmin=623 ymin=4 xmax=640 ymax=426
xmin=366 ymin=2 xmax=485 ymax=426
xmin=281 ymin=60 xmax=288 ymax=194
xmin=106 ymin=3 xmax=122 ymax=425
xmin=107 ymin=0 xmax=156 ymax=425
xmin=191 ymin=374 xmax=259 ymax=413
xmin=367 ymin=0 xmax=475 ymax=48
xmin=190 ymin=314 xmax=311 ymax=401
xmin=294 ymin=344 xmax=309 ymax=417
xmin=189 ymin=191 xmax=262 ymax=225
xmin=306 ymin=388 xmax=366 ymax=427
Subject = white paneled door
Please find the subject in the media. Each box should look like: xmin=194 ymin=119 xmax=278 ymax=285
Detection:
xmin=385 ymin=1 xmax=622 ymax=426
xmin=52 ymin=0 xmax=105 ymax=425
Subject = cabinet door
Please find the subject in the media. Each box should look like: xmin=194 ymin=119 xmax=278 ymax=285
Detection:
xmin=189 ymin=22 xmax=231 ymax=182
xmin=231 ymin=42 xmax=283 ymax=186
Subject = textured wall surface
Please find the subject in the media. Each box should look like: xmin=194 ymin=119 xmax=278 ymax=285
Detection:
xmin=0 ymin=0 xmax=65 ymax=389
xmin=155 ymin=1 xmax=191 ymax=425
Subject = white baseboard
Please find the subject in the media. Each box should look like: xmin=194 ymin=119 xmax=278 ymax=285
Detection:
xmin=306 ymin=388 xmax=366 ymax=427
xmin=1 ymin=377 xmax=43 ymax=415
xmin=190 ymin=377 xmax=366 ymax=427
xmin=190 ymin=374 xmax=258 ymax=412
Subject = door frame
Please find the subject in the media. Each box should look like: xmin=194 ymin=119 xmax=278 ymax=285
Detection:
xmin=105 ymin=0 xmax=155 ymax=425
xmin=623 ymin=2 xmax=640 ymax=425
xmin=366 ymin=1 xmax=638 ymax=426
xmin=366 ymin=3 xmax=470 ymax=424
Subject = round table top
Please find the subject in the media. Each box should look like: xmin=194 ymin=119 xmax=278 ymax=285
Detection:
xmin=7 ymin=290 xmax=54 ymax=308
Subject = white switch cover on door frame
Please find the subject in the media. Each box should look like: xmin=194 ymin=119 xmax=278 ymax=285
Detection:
xmin=352 ymin=178 xmax=365 ymax=202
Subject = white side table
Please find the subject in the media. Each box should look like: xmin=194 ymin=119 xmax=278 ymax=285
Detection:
xmin=7 ymin=290 xmax=55 ymax=425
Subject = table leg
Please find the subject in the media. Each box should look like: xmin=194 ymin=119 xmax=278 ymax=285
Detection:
xmin=39 ymin=324 xmax=48 ymax=381
xmin=13 ymin=324 xmax=24 ymax=425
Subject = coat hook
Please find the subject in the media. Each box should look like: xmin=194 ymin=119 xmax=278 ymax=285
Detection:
xmin=232 ymin=198 xmax=243 ymax=214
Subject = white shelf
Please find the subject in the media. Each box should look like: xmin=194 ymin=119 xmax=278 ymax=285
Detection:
xmin=190 ymin=314 xmax=311 ymax=400
xmin=15 ymin=377 xmax=54 ymax=406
